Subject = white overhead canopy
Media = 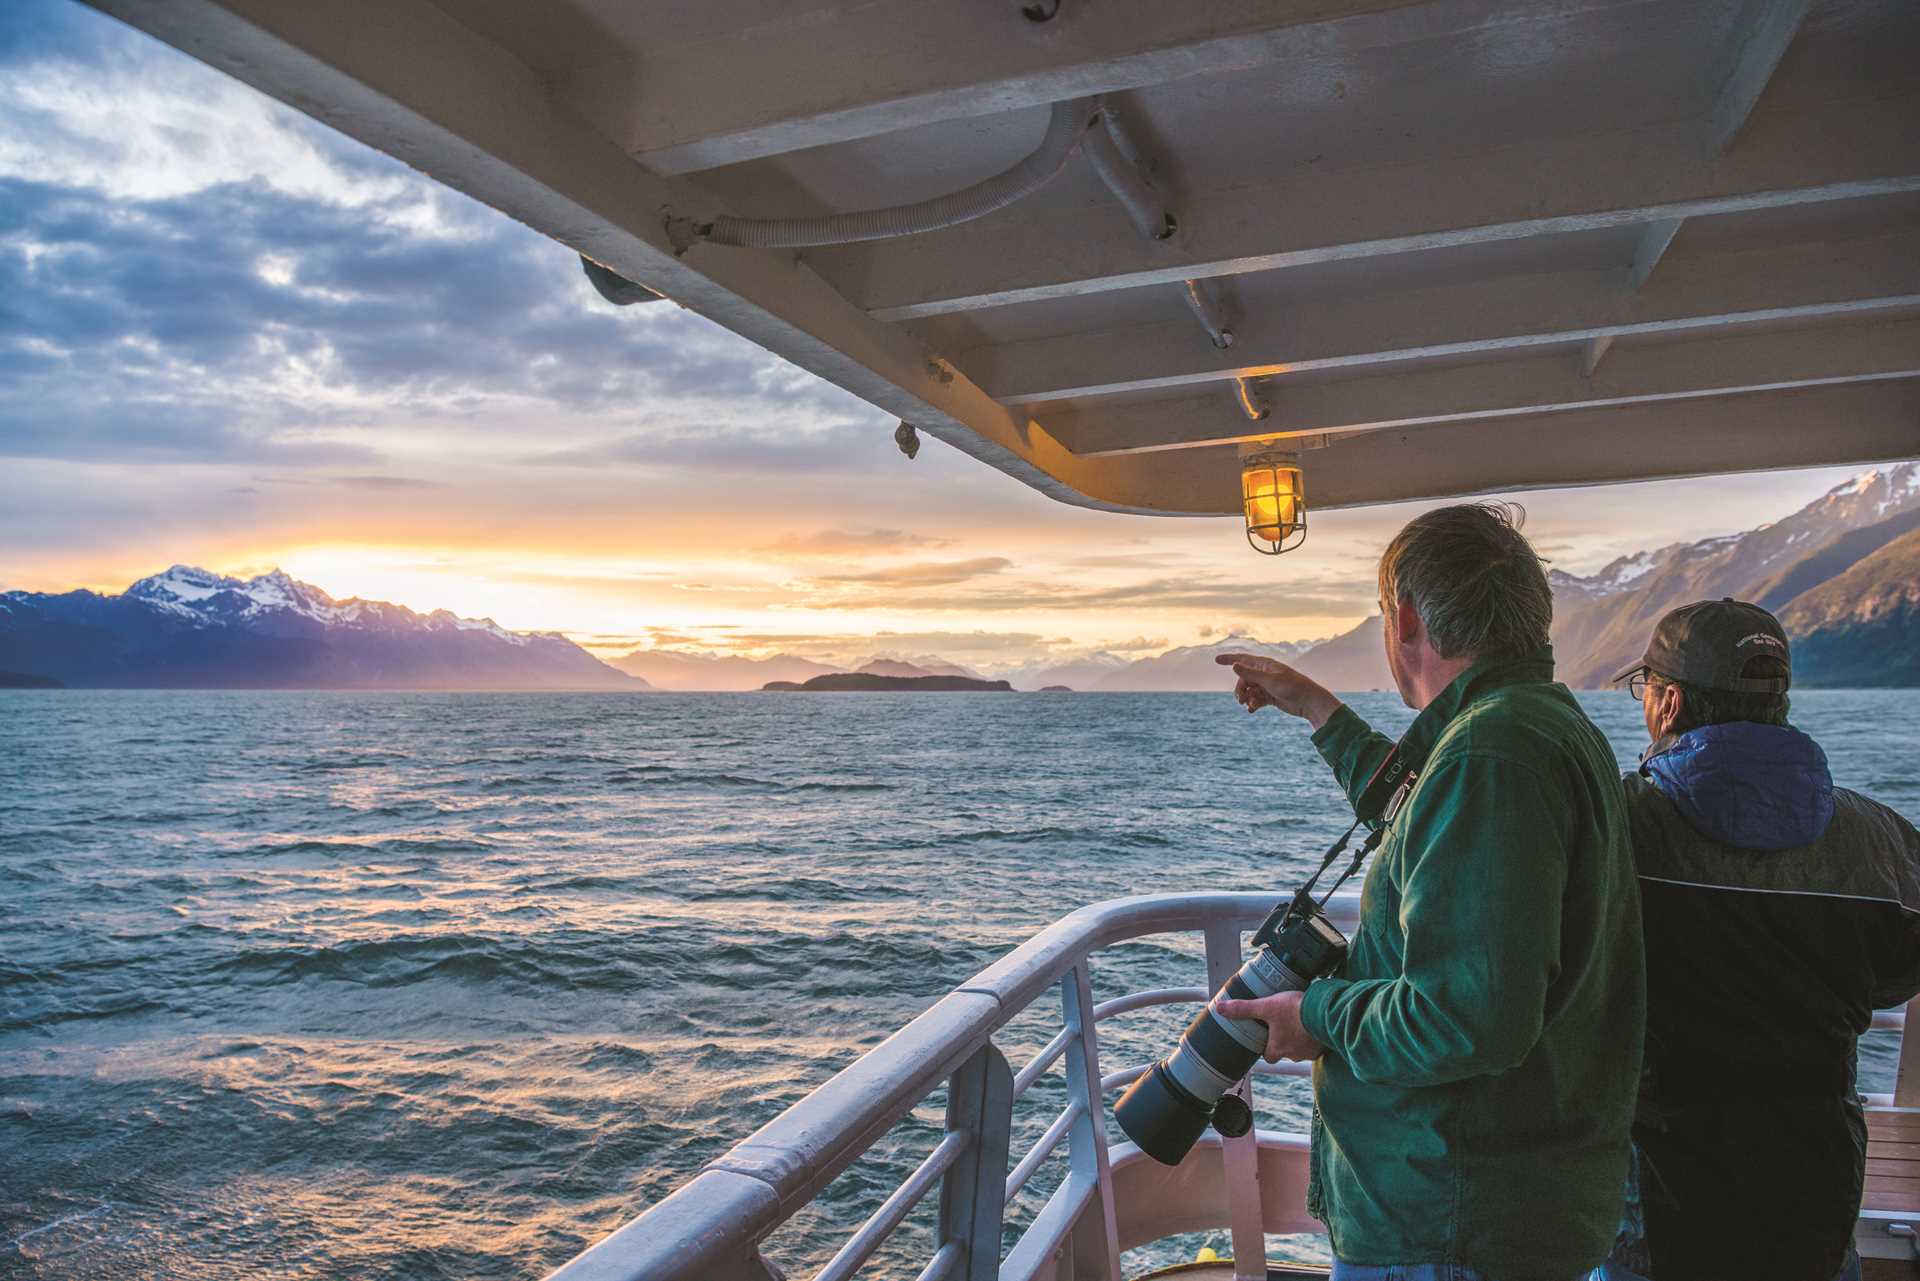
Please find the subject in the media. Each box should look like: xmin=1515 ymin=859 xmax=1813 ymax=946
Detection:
xmin=87 ymin=0 xmax=1920 ymax=515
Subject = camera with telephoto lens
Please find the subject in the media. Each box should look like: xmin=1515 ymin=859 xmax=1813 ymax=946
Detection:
xmin=1114 ymin=893 xmax=1349 ymax=1166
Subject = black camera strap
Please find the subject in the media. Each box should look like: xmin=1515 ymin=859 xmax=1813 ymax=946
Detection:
xmin=1298 ymin=813 xmax=1375 ymax=902
xmin=1257 ymin=743 xmax=1422 ymax=947
xmin=1313 ymin=820 xmax=1386 ymax=903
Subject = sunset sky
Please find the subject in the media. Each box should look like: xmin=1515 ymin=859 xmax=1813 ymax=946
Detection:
xmin=0 ymin=1 xmax=1891 ymax=666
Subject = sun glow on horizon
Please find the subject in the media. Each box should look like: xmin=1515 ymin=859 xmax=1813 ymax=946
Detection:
xmin=1 ymin=3 xmax=1902 ymax=677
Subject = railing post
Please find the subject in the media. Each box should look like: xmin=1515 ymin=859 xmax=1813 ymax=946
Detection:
xmin=1063 ymin=963 xmax=1124 ymax=1281
xmin=1897 ymin=994 xmax=1920 ymax=1107
xmin=1205 ymin=923 xmax=1268 ymax=1281
xmin=941 ymin=1042 xmax=1015 ymax=1281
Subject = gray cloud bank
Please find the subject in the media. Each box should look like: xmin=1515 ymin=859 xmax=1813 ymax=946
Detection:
xmin=0 ymin=0 xmax=886 ymax=475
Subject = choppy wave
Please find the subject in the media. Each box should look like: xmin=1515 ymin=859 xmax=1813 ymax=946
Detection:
xmin=2 ymin=688 xmax=1914 ymax=1280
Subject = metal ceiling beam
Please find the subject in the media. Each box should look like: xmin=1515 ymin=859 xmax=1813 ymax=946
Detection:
xmin=1628 ymin=217 xmax=1688 ymax=291
xmin=837 ymin=92 xmax=1920 ymax=321
xmin=1581 ymin=336 xmax=1616 ymax=379
xmin=1090 ymin=378 xmax=1920 ymax=517
xmin=1711 ymin=0 xmax=1814 ymax=153
xmin=82 ymin=0 xmax=1230 ymax=517
xmin=1050 ymin=321 xmax=1920 ymax=457
xmin=967 ymin=230 xmax=1920 ymax=403
xmin=551 ymin=0 xmax=1476 ymax=176
xmin=1586 ymin=0 xmax=1806 ymax=381
xmin=1300 ymin=378 xmax=1920 ymax=511
xmin=74 ymin=0 xmax=1920 ymax=523
xmin=1596 ymin=215 xmax=1689 ymax=372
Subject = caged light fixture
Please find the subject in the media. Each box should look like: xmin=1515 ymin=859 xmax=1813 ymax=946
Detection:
xmin=1240 ymin=449 xmax=1307 ymax=555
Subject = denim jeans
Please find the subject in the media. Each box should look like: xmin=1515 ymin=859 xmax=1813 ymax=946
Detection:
xmin=1588 ymin=1247 xmax=1862 ymax=1281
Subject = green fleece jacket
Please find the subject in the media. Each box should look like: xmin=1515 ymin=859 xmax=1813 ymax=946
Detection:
xmin=1297 ymin=649 xmax=1643 ymax=1281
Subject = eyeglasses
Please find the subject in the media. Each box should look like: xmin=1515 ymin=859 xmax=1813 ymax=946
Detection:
xmin=1627 ymin=671 xmax=1659 ymax=702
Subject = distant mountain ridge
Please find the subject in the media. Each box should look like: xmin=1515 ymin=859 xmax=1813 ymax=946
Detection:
xmin=1551 ymin=462 xmax=1920 ymax=688
xmin=764 ymin=673 xmax=1012 ymax=692
xmin=16 ymin=464 xmax=1911 ymax=693
xmin=996 ymin=651 xmax=1132 ymax=690
xmin=1776 ymin=527 xmax=1920 ymax=687
xmin=857 ymin=656 xmax=986 ymax=681
xmin=610 ymin=648 xmax=835 ymax=691
xmin=613 ymin=635 xmax=1319 ymax=692
xmin=1082 ymin=635 xmax=1321 ymax=691
xmin=0 ymin=566 xmax=640 ymax=690
xmin=1276 ymin=462 xmax=1920 ymax=692
xmin=608 ymin=650 xmax=988 ymax=691
xmin=1289 ymin=620 xmax=1394 ymax=693
xmin=609 ymin=461 xmax=1918 ymax=694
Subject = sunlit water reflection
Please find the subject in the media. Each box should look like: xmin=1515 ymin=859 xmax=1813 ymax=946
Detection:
xmin=3 ymin=690 xmax=1915 ymax=1278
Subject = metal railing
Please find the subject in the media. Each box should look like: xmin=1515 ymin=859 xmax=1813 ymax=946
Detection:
xmin=546 ymin=890 xmax=1920 ymax=1281
xmin=545 ymin=891 xmax=1354 ymax=1281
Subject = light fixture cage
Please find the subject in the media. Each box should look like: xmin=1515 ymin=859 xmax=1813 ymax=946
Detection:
xmin=1241 ymin=450 xmax=1307 ymax=555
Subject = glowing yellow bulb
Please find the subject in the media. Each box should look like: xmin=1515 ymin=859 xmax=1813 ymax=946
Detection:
xmin=1240 ymin=452 xmax=1307 ymax=554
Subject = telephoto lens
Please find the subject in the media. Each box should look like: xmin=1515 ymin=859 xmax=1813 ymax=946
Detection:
xmin=1114 ymin=899 xmax=1348 ymax=1166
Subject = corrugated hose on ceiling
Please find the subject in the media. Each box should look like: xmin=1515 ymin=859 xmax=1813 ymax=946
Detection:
xmin=603 ymin=94 xmax=1240 ymax=373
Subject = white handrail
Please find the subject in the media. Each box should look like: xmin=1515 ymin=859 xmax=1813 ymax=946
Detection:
xmin=912 ymin=1240 xmax=964 ymax=1281
xmin=1011 ymin=1027 xmax=1072 ymax=1099
xmin=812 ymin=1130 xmax=970 ymax=1281
xmin=547 ymin=891 xmax=1337 ymax=1281
xmin=1016 ymin=986 xmax=1215 ymax=1101
xmin=543 ymin=886 xmax=1907 ymax=1281
xmin=1093 ymin=985 xmax=1210 ymax=1021
xmin=1004 ymin=1102 xmax=1082 ymax=1202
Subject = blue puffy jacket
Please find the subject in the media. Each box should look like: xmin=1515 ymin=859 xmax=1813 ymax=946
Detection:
xmin=1641 ymin=721 xmax=1836 ymax=851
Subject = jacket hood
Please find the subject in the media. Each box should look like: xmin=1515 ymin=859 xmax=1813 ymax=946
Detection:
xmin=1642 ymin=722 xmax=1835 ymax=851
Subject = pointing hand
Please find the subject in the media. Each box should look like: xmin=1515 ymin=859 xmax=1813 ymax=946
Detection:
xmin=1214 ymin=653 xmax=1342 ymax=729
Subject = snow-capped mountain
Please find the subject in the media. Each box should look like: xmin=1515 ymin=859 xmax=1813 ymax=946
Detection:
xmin=24 ymin=464 xmax=1907 ymax=693
xmin=995 ymin=651 xmax=1134 ymax=691
xmin=1088 ymin=635 xmax=1322 ymax=691
xmin=121 ymin=566 xmax=530 ymax=643
xmin=1288 ymin=621 xmax=1394 ymax=693
xmin=0 ymin=567 xmax=641 ymax=690
xmin=1548 ymin=461 xmax=1920 ymax=686
xmin=1552 ymin=548 xmax=1668 ymax=598
xmin=1225 ymin=460 xmax=1920 ymax=692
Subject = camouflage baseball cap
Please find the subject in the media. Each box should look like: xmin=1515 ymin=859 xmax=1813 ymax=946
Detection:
xmin=1612 ymin=598 xmax=1791 ymax=693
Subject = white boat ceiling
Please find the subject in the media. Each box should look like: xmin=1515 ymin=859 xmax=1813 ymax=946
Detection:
xmin=88 ymin=0 xmax=1920 ymax=515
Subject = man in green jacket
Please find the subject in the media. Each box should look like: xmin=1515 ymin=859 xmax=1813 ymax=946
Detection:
xmin=1214 ymin=502 xmax=1644 ymax=1281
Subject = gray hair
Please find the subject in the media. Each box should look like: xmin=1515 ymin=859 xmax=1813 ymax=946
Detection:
xmin=1661 ymin=657 xmax=1792 ymax=733
xmin=1378 ymin=502 xmax=1553 ymax=661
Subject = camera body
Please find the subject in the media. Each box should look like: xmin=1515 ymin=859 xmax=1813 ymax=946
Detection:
xmin=1114 ymin=896 xmax=1349 ymax=1165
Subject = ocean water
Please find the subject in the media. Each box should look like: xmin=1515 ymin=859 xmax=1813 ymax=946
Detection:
xmin=3 ymin=689 xmax=1917 ymax=1280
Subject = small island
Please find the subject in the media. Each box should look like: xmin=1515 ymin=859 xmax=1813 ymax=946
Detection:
xmin=763 ymin=674 xmax=1013 ymax=692
xmin=1039 ymin=685 xmax=1075 ymax=692
xmin=0 ymin=671 xmax=64 ymax=689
